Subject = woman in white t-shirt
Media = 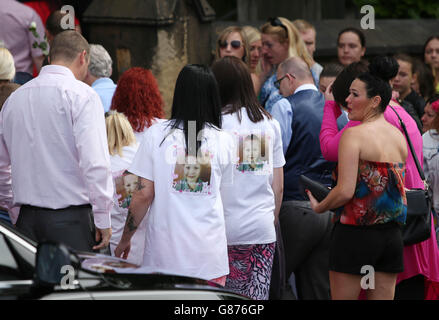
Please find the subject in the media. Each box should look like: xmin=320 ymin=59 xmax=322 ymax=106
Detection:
xmin=212 ymin=56 xmax=285 ymax=300
xmin=105 ymin=111 xmax=147 ymax=265
xmin=114 ymin=65 xmax=235 ymax=286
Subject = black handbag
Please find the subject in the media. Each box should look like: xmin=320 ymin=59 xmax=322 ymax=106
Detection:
xmin=299 ymin=175 xmax=330 ymax=202
xmin=390 ymin=106 xmax=432 ymax=246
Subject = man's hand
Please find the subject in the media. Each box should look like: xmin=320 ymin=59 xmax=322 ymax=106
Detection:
xmin=93 ymin=227 xmax=112 ymax=251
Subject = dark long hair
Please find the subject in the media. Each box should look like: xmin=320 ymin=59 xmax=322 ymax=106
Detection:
xmin=423 ymin=35 xmax=439 ymax=63
xmin=211 ymin=56 xmax=271 ymax=122
xmin=412 ymin=58 xmax=435 ymax=100
xmin=166 ymin=64 xmax=222 ymax=156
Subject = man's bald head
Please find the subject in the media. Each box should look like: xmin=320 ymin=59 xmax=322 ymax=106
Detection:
xmin=279 ymin=56 xmax=313 ymax=82
xmin=276 ymin=56 xmax=315 ymax=97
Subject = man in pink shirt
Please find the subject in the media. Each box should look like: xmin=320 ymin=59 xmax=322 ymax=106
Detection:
xmin=0 ymin=30 xmax=113 ymax=252
xmin=0 ymin=0 xmax=48 ymax=75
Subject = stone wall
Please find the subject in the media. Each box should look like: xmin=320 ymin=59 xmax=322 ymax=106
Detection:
xmin=83 ymin=0 xmax=215 ymax=118
xmin=212 ymin=19 xmax=439 ymax=66
xmin=83 ymin=0 xmax=439 ymax=118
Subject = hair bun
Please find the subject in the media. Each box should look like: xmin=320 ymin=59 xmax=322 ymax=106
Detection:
xmin=368 ymin=56 xmax=399 ymax=82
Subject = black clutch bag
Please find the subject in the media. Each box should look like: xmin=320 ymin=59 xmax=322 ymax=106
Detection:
xmin=299 ymin=175 xmax=330 ymax=202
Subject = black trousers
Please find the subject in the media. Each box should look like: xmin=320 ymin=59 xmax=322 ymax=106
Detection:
xmin=279 ymin=200 xmax=333 ymax=300
xmin=16 ymin=204 xmax=97 ymax=252
xmin=269 ymin=221 xmax=286 ymax=299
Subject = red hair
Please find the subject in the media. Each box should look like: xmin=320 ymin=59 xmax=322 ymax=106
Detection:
xmin=111 ymin=67 xmax=164 ymax=132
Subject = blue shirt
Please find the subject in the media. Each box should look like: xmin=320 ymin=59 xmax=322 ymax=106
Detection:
xmin=337 ymin=110 xmax=349 ymax=130
xmin=259 ymin=74 xmax=283 ymax=114
xmin=92 ymin=77 xmax=117 ymax=112
xmin=270 ymin=98 xmax=292 ymax=155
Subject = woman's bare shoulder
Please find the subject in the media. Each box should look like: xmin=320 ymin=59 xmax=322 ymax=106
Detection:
xmin=339 ymin=125 xmax=364 ymax=148
xmin=340 ymin=122 xmax=385 ymax=149
xmin=341 ymin=124 xmax=366 ymax=138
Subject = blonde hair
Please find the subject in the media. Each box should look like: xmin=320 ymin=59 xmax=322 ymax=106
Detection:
xmin=260 ymin=17 xmax=313 ymax=68
xmin=242 ymin=25 xmax=262 ymax=73
xmin=105 ymin=111 xmax=136 ymax=157
xmin=0 ymin=48 xmax=15 ymax=81
xmin=292 ymin=19 xmax=315 ymax=33
xmin=215 ymin=26 xmax=249 ymax=66
xmin=242 ymin=26 xmax=261 ymax=45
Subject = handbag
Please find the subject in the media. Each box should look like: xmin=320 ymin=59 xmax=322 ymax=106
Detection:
xmin=390 ymin=106 xmax=432 ymax=246
xmin=299 ymin=175 xmax=330 ymax=202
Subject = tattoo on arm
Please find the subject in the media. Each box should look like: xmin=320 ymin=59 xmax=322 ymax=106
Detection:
xmin=126 ymin=210 xmax=138 ymax=232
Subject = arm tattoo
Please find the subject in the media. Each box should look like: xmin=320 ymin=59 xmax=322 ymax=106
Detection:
xmin=126 ymin=210 xmax=138 ymax=232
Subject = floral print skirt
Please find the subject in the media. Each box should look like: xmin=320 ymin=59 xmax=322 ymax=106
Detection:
xmin=225 ymin=242 xmax=276 ymax=300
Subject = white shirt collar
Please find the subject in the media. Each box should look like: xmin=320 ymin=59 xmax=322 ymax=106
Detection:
xmin=39 ymin=65 xmax=76 ymax=79
xmin=294 ymin=83 xmax=318 ymax=94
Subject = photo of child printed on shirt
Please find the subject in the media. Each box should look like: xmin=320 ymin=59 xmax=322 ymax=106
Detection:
xmin=237 ymin=133 xmax=269 ymax=173
xmin=172 ymin=154 xmax=212 ymax=194
xmin=115 ymin=171 xmax=139 ymax=208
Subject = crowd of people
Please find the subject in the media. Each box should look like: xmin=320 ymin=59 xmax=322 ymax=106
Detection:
xmin=0 ymin=1 xmax=439 ymax=300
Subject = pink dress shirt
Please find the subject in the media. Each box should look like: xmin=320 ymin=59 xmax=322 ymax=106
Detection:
xmin=0 ymin=65 xmax=113 ymax=229
xmin=320 ymin=100 xmax=439 ymax=290
xmin=0 ymin=0 xmax=47 ymax=74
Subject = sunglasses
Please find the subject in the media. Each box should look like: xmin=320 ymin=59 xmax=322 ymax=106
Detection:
xmin=274 ymin=73 xmax=295 ymax=89
xmin=219 ymin=40 xmax=242 ymax=49
xmin=268 ymin=17 xmax=288 ymax=36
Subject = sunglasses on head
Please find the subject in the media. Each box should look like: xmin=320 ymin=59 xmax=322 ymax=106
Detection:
xmin=268 ymin=17 xmax=288 ymax=35
xmin=219 ymin=40 xmax=242 ymax=49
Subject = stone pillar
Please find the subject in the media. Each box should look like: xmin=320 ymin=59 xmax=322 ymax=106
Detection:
xmin=83 ymin=0 xmax=215 ymax=118
xmin=237 ymin=0 xmax=258 ymax=22
xmin=255 ymin=0 xmax=322 ymax=21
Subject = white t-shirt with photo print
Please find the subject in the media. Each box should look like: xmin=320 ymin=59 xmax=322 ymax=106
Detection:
xmin=133 ymin=117 xmax=166 ymax=145
xmin=109 ymin=143 xmax=149 ymax=266
xmin=221 ymin=107 xmax=285 ymax=245
xmin=129 ymin=120 xmax=235 ymax=281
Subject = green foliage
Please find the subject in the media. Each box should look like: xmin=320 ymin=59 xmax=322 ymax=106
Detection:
xmin=353 ymin=0 xmax=439 ymax=18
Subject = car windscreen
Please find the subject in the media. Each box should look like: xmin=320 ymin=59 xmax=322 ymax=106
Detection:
xmin=0 ymin=223 xmax=36 ymax=279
